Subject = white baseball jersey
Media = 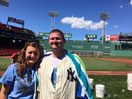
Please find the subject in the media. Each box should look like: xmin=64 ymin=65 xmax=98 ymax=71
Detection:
xmin=37 ymin=55 xmax=77 ymax=99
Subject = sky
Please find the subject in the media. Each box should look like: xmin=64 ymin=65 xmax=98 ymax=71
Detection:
xmin=0 ymin=0 xmax=132 ymax=41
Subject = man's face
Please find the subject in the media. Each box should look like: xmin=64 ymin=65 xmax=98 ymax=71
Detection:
xmin=49 ymin=32 xmax=65 ymax=50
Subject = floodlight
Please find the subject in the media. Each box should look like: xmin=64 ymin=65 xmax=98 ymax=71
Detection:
xmin=100 ymin=13 xmax=109 ymax=19
xmin=0 ymin=0 xmax=9 ymax=7
xmin=48 ymin=11 xmax=59 ymax=17
xmin=100 ymin=13 xmax=109 ymax=44
xmin=48 ymin=11 xmax=59 ymax=29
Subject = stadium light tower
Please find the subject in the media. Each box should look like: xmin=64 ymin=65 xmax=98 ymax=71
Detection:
xmin=100 ymin=13 xmax=109 ymax=44
xmin=48 ymin=11 xmax=59 ymax=30
xmin=0 ymin=0 xmax=9 ymax=7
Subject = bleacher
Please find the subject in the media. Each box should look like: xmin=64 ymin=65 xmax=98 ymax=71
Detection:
xmin=0 ymin=47 xmax=20 ymax=56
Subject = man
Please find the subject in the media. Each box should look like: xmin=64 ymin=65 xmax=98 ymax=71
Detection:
xmin=35 ymin=29 xmax=93 ymax=99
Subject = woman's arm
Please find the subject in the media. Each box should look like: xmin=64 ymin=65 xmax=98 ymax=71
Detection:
xmin=0 ymin=84 xmax=11 ymax=99
xmin=37 ymin=91 xmax=40 ymax=99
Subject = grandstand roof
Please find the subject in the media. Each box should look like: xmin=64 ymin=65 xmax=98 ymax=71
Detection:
xmin=0 ymin=23 xmax=35 ymax=35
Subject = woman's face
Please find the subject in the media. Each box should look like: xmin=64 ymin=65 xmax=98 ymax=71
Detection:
xmin=25 ymin=46 xmax=40 ymax=67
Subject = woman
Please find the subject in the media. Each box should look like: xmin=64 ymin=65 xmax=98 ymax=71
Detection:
xmin=0 ymin=41 xmax=43 ymax=99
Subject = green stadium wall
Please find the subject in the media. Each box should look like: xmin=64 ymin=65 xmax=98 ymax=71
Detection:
xmin=64 ymin=40 xmax=111 ymax=52
xmin=37 ymin=38 xmax=132 ymax=56
xmin=111 ymin=50 xmax=132 ymax=56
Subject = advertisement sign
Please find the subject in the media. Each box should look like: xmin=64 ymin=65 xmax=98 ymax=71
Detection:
xmin=105 ymin=35 xmax=119 ymax=41
xmin=105 ymin=35 xmax=110 ymax=41
xmin=39 ymin=33 xmax=49 ymax=37
xmin=120 ymin=32 xmax=132 ymax=36
xmin=85 ymin=34 xmax=97 ymax=39
xmin=39 ymin=32 xmax=72 ymax=38
xmin=7 ymin=17 xmax=24 ymax=26
xmin=110 ymin=35 xmax=119 ymax=41
xmin=64 ymin=33 xmax=72 ymax=38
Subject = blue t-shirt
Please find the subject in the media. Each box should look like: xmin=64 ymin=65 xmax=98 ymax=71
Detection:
xmin=52 ymin=68 xmax=57 ymax=87
xmin=0 ymin=63 xmax=36 ymax=99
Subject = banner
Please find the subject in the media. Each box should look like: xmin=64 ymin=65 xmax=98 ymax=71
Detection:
xmin=85 ymin=34 xmax=97 ymax=39
xmin=110 ymin=35 xmax=119 ymax=41
xmin=105 ymin=35 xmax=119 ymax=41
xmin=105 ymin=35 xmax=110 ymax=41
xmin=7 ymin=17 xmax=24 ymax=26
xmin=39 ymin=32 xmax=72 ymax=38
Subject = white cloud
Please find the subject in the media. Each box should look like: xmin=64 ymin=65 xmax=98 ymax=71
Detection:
xmin=120 ymin=5 xmax=123 ymax=8
xmin=114 ymin=25 xmax=119 ymax=28
xmin=61 ymin=16 xmax=108 ymax=30
xmin=130 ymin=0 xmax=132 ymax=6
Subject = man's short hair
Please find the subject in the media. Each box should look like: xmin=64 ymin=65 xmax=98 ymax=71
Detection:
xmin=49 ymin=29 xmax=65 ymax=40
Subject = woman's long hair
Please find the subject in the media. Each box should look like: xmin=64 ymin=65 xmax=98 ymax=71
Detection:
xmin=17 ymin=41 xmax=43 ymax=77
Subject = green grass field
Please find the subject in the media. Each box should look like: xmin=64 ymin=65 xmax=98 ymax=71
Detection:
xmin=89 ymin=75 xmax=132 ymax=99
xmin=0 ymin=75 xmax=131 ymax=98
xmin=82 ymin=59 xmax=132 ymax=71
xmin=82 ymin=56 xmax=132 ymax=59
xmin=0 ymin=57 xmax=132 ymax=71
xmin=0 ymin=56 xmax=132 ymax=98
xmin=0 ymin=58 xmax=11 ymax=71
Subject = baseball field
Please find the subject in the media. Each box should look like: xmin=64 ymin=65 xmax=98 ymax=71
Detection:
xmin=0 ymin=56 xmax=132 ymax=99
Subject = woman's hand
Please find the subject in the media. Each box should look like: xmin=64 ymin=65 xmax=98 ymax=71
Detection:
xmin=0 ymin=84 xmax=11 ymax=99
